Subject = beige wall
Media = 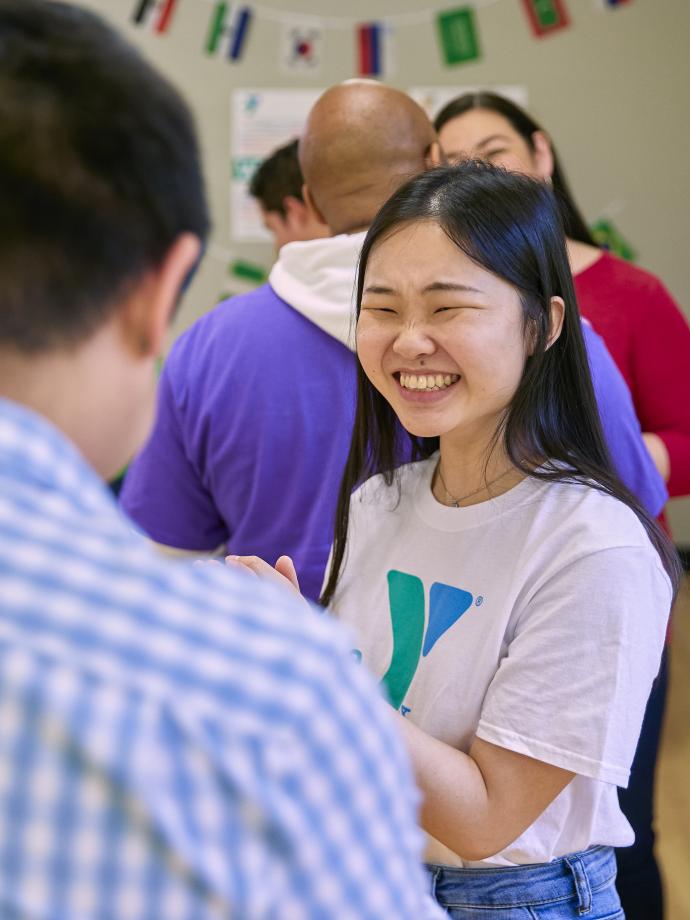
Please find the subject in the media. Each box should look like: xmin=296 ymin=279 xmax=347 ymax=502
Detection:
xmin=63 ymin=0 xmax=690 ymax=537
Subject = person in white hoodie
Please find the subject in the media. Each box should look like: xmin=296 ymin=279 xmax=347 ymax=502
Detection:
xmin=119 ymin=82 xmax=442 ymax=600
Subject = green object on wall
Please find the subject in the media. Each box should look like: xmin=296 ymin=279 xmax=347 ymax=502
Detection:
xmin=229 ymin=259 xmax=267 ymax=284
xmin=436 ymin=7 xmax=481 ymax=66
xmin=590 ymin=218 xmax=637 ymax=263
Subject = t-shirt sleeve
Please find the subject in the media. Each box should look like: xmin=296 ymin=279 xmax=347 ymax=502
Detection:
xmin=119 ymin=363 xmax=228 ymax=551
xmin=476 ymin=545 xmax=671 ymax=787
xmin=629 ymin=280 xmax=690 ymax=497
xmin=583 ymin=322 xmax=668 ymax=516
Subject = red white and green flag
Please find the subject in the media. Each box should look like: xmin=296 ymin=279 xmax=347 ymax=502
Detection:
xmin=521 ymin=0 xmax=570 ymax=37
xmin=131 ymin=0 xmax=178 ymax=33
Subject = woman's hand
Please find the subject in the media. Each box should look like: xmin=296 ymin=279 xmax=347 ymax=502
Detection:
xmin=225 ymin=553 xmax=304 ymax=597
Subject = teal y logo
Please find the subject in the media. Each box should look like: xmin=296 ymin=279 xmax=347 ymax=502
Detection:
xmin=383 ymin=570 xmax=475 ymax=709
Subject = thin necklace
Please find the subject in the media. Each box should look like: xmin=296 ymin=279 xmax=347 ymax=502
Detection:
xmin=435 ymin=461 xmax=515 ymax=508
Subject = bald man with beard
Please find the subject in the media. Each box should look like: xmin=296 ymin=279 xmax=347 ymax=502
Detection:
xmin=121 ymin=82 xmax=442 ymax=600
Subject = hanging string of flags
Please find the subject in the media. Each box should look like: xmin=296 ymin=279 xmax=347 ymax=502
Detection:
xmin=131 ymin=0 xmax=632 ymax=73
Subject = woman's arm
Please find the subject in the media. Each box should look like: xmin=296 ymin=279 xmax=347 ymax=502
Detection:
xmin=632 ymin=280 xmax=690 ymax=496
xmin=642 ymin=433 xmax=671 ymax=482
xmin=396 ymin=716 xmax=573 ymax=861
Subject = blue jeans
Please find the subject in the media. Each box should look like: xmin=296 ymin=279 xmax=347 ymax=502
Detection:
xmin=428 ymin=846 xmax=624 ymax=919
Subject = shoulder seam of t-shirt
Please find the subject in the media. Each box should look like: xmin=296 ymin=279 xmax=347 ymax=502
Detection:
xmin=476 ymin=719 xmax=630 ymax=787
xmin=516 ymin=542 xmax=672 ymax=617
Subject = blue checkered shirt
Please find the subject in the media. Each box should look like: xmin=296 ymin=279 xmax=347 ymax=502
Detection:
xmin=0 ymin=399 xmax=442 ymax=920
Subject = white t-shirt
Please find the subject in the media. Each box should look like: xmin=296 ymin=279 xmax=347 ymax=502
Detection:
xmin=329 ymin=455 xmax=672 ymax=868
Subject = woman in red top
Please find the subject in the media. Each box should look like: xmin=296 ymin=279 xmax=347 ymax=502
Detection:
xmin=434 ymin=91 xmax=690 ymax=920
xmin=434 ymin=92 xmax=690 ymax=497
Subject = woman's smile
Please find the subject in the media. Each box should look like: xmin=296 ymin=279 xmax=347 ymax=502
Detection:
xmin=394 ymin=370 xmax=462 ymax=402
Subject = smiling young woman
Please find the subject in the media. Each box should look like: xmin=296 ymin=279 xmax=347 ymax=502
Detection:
xmin=319 ymin=161 xmax=680 ymax=919
xmin=356 ymin=218 xmax=563 ymax=507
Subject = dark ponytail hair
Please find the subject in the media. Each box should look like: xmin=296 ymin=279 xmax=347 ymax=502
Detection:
xmin=320 ymin=162 xmax=680 ymax=607
xmin=434 ymin=92 xmax=596 ymax=247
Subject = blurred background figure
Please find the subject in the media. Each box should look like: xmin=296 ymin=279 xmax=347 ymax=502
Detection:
xmin=249 ymin=138 xmax=329 ymax=252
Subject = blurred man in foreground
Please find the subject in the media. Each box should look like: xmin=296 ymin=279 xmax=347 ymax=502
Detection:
xmin=0 ymin=4 xmax=442 ymax=917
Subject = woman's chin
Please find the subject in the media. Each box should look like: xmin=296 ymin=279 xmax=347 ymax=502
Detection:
xmin=401 ymin=421 xmax=445 ymax=440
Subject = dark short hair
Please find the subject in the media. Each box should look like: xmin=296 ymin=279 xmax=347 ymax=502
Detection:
xmin=320 ymin=162 xmax=680 ymax=606
xmin=434 ymin=92 xmax=595 ymax=248
xmin=0 ymin=0 xmax=210 ymax=352
xmin=249 ymin=139 xmax=303 ymax=216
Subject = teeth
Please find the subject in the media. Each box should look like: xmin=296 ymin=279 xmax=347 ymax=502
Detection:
xmin=399 ymin=373 xmax=459 ymax=392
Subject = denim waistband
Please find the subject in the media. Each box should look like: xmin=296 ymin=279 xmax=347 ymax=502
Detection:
xmin=427 ymin=846 xmax=616 ymax=911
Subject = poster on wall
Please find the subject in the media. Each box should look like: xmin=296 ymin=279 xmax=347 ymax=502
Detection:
xmin=409 ymin=85 xmax=529 ymax=120
xmin=231 ymin=89 xmax=322 ymax=242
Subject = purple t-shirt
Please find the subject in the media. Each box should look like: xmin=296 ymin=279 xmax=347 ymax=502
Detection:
xmin=120 ymin=288 xmax=666 ymax=602
xmin=584 ymin=321 xmax=667 ymax=517
xmin=121 ymin=285 xmax=356 ymax=601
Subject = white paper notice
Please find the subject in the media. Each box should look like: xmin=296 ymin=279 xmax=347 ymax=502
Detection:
xmin=231 ymin=89 xmax=322 ymax=242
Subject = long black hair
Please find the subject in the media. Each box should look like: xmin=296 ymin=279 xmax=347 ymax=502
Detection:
xmin=434 ymin=91 xmax=596 ymax=247
xmin=320 ymin=162 xmax=679 ymax=606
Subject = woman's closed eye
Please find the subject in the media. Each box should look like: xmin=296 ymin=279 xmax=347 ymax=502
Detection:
xmin=433 ymin=304 xmax=481 ymax=314
xmin=361 ymin=305 xmax=398 ymax=314
xmin=484 ymin=148 xmax=508 ymax=161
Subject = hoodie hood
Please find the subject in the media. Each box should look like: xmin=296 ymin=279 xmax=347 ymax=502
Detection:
xmin=268 ymin=231 xmax=367 ymax=351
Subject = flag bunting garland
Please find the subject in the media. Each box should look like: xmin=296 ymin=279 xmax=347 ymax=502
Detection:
xmin=131 ymin=0 xmax=632 ymax=65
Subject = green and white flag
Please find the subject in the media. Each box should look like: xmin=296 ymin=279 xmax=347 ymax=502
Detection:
xmin=436 ymin=7 xmax=481 ymax=67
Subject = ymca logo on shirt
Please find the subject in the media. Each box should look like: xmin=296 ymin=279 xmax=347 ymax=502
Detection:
xmin=378 ymin=569 xmax=481 ymax=709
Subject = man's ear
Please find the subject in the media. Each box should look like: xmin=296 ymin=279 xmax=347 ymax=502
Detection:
xmin=531 ymin=130 xmax=555 ymax=184
xmin=302 ymin=183 xmax=328 ymax=227
xmin=283 ymin=195 xmax=311 ymax=229
xmin=425 ymin=139 xmax=445 ymax=169
xmin=546 ymin=296 xmax=565 ymax=350
xmin=120 ymin=233 xmax=201 ymax=358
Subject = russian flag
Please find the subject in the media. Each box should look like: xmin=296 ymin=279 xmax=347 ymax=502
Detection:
xmin=131 ymin=0 xmax=177 ymax=34
xmin=358 ymin=23 xmax=383 ymax=77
